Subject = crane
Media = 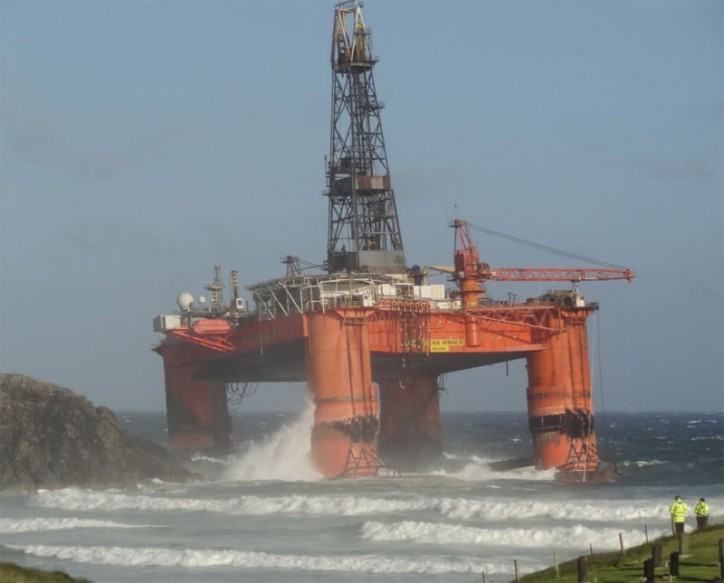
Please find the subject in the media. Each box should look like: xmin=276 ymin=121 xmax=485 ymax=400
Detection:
xmin=438 ymin=219 xmax=633 ymax=308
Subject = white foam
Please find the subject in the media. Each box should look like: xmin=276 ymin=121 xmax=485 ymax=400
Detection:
xmin=221 ymin=396 xmax=322 ymax=482
xmin=32 ymin=488 xmax=707 ymax=524
xmin=7 ymin=544 xmax=531 ymax=575
xmin=0 ymin=518 xmax=146 ymax=534
xmin=360 ymin=520 xmax=669 ymax=549
xmin=432 ymin=498 xmax=679 ymax=522
xmin=434 ymin=454 xmax=557 ymax=482
xmin=32 ymin=489 xmax=430 ymax=516
xmin=621 ymin=460 xmax=665 ymax=467
xmin=190 ymin=454 xmax=232 ymax=466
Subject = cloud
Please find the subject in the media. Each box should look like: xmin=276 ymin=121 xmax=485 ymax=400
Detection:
xmin=1 ymin=64 xmax=116 ymax=183
xmin=1 ymin=62 xmax=205 ymax=186
xmin=6 ymin=115 xmax=117 ymax=183
xmin=629 ymin=156 xmax=719 ymax=186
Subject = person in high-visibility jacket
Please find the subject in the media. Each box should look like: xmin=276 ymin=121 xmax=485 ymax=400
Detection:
xmin=669 ymin=495 xmax=688 ymax=534
xmin=694 ymin=498 xmax=709 ymax=529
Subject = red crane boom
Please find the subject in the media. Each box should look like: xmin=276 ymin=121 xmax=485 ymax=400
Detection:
xmin=452 ymin=219 xmax=634 ymax=285
xmin=488 ymin=267 xmax=634 ymax=283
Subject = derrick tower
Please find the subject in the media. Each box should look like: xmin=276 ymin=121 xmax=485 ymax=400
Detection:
xmin=326 ymin=1 xmax=405 ymax=274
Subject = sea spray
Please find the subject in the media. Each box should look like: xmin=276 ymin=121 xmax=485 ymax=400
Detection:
xmin=432 ymin=453 xmax=557 ymax=482
xmin=222 ymin=396 xmax=321 ymax=481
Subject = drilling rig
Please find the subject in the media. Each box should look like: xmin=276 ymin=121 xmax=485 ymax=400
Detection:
xmin=326 ymin=1 xmax=404 ymax=274
xmin=153 ymin=0 xmax=633 ymax=481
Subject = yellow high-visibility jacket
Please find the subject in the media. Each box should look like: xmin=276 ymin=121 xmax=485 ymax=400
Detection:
xmin=694 ymin=501 xmax=709 ymax=517
xmin=670 ymin=500 xmax=688 ymax=522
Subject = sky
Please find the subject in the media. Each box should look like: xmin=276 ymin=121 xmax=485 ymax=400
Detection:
xmin=1 ymin=0 xmax=722 ymax=415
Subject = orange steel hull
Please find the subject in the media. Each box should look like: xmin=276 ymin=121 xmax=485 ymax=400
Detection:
xmin=305 ymin=310 xmax=379 ymax=478
xmin=526 ymin=309 xmax=599 ymax=472
xmin=157 ymin=342 xmax=233 ymax=452
xmin=156 ymin=303 xmax=603 ymax=478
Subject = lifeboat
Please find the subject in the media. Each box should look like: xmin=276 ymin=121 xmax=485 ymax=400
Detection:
xmin=192 ymin=319 xmax=232 ymax=335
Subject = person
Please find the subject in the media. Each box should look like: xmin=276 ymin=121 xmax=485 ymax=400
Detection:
xmin=694 ymin=497 xmax=709 ymax=529
xmin=669 ymin=495 xmax=688 ymax=534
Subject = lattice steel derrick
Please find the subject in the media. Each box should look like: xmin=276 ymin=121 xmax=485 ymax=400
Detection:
xmin=325 ymin=1 xmax=405 ymax=275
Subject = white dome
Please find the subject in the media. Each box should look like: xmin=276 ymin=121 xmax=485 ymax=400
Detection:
xmin=177 ymin=292 xmax=194 ymax=310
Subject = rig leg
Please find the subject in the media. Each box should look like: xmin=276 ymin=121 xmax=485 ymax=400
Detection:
xmin=305 ymin=310 xmax=379 ymax=478
xmin=161 ymin=349 xmax=233 ymax=452
xmin=526 ymin=312 xmax=599 ymax=473
xmin=378 ymin=375 xmax=442 ymax=470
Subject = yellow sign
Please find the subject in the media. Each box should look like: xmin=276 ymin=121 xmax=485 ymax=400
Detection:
xmin=400 ymin=338 xmax=465 ymax=352
xmin=429 ymin=338 xmax=464 ymax=352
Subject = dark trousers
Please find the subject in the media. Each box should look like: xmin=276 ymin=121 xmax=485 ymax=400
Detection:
xmin=674 ymin=521 xmax=685 ymax=534
xmin=696 ymin=516 xmax=708 ymax=529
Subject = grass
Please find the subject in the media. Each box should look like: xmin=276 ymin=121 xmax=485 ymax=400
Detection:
xmin=515 ymin=523 xmax=723 ymax=582
xmin=0 ymin=562 xmax=93 ymax=583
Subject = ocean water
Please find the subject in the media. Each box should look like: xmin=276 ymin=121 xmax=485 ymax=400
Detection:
xmin=1 ymin=406 xmax=722 ymax=583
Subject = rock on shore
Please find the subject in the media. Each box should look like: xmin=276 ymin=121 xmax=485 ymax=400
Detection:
xmin=0 ymin=373 xmax=195 ymax=491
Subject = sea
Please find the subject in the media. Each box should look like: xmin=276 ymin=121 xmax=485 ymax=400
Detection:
xmin=0 ymin=406 xmax=722 ymax=583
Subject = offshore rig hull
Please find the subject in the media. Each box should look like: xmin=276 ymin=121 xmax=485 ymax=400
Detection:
xmin=154 ymin=273 xmax=603 ymax=479
xmin=153 ymin=0 xmax=630 ymax=481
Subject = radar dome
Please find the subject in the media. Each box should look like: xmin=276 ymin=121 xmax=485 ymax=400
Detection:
xmin=177 ymin=292 xmax=194 ymax=311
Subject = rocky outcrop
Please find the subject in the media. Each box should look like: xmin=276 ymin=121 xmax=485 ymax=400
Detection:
xmin=0 ymin=373 xmax=195 ymax=491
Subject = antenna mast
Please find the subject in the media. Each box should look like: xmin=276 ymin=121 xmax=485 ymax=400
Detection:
xmin=325 ymin=0 xmax=405 ymax=274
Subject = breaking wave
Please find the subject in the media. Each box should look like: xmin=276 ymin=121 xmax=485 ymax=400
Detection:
xmin=221 ymin=396 xmax=321 ymax=482
xmin=433 ymin=456 xmax=557 ymax=482
xmin=621 ymin=460 xmax=666 ymax=467
xmin=0 ymin=518 xmax=146 ymax=534
xmin=360 ymin=521 xmax=668 ymax=549
xmin=31 ymin=488 xmax=683 ymax=522
xmin=7 ymin=544 xmax=533 ymax=575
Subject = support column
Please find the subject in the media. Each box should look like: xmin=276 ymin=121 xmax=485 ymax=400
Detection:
xmin=378 ymin=375 xmax=442 ymax=471
xmin=160 ymin=345 xmax=232 ymax=452
xmin=526 ymin=310 xmax=599 ymax=473
xmin=305 ymin=310 xmax=379 ymax=478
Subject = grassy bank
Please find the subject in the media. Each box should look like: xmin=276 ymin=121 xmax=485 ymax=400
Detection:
xmin=0 ymin=562 xmax=93 ymax=583
xmin=514 ymin=523 xmax=723 ymax=582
